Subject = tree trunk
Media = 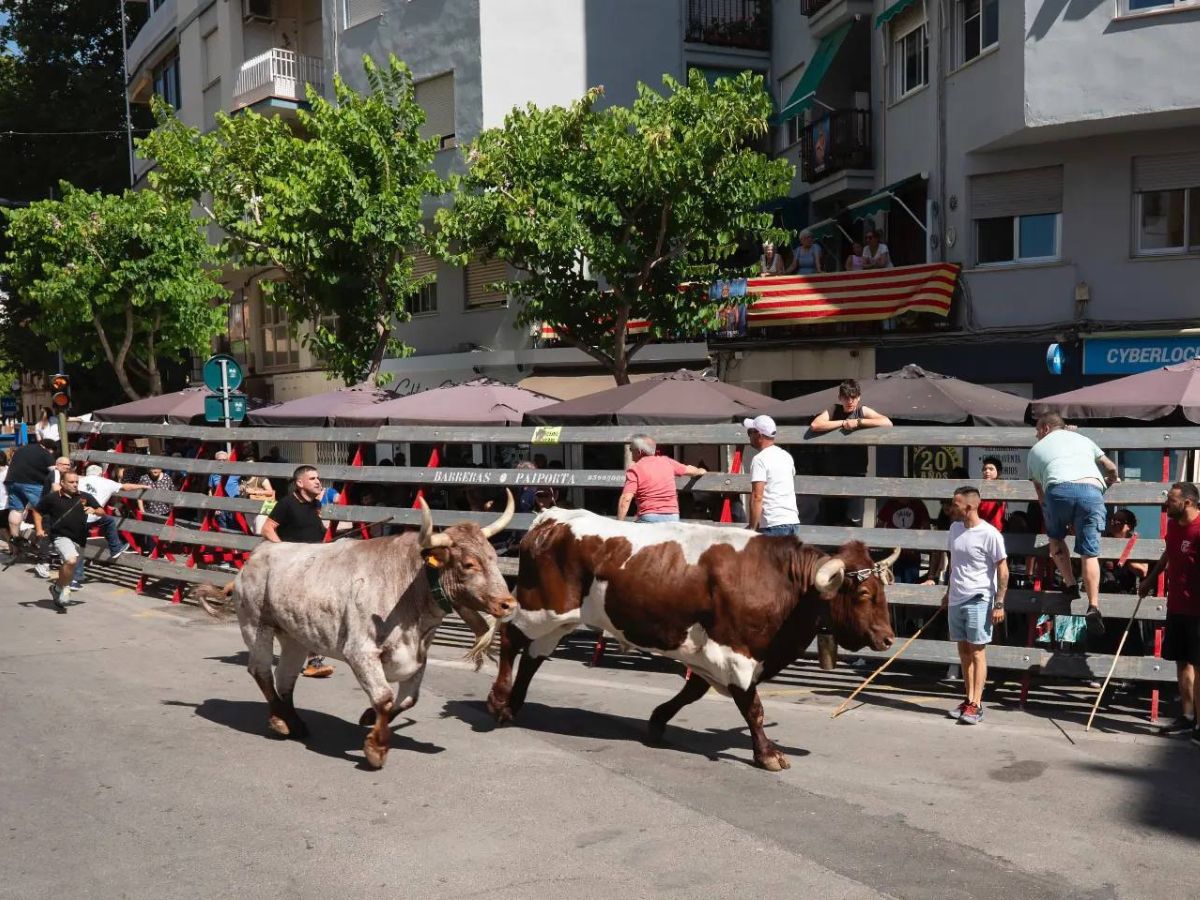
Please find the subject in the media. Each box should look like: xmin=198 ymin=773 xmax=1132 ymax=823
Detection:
xmin=365 ymin=321 xmax=391 ymax=385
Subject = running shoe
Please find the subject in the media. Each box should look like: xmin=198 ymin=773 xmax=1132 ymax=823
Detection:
xmin=1085 ymin=605 xmax=1105 ymax=637
xmin=49 ymin=584 xmax=67 ymax=612
xmin=109 ymin=543 xmax=131 ymax=560
xmin=948 ymin=700 xmax=968 ymax=721
xmin=959 ymin=702 xmax=984 ymax=725
xmin=1156 ymin=715 xmax=1195 ymax=736
xmin=1061 ymin=584 xmax=1081 ymax=604
xmin=302 ymin=657 xmax=334 ymax=678
xmin=34 ymin=563 xmax=50 ymax=579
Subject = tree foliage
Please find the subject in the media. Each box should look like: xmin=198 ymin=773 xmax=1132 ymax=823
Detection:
xmin=139 ymin=55 xmax=443 ymax=385
xmin=1 ymin=185 xmax=228 ymax=400
xmin=439 ymin=71 xmax=793 ymax=384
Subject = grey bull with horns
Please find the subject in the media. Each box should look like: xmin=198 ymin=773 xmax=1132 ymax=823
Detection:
xmin=195 ymin=491 xmax=517 ymax=769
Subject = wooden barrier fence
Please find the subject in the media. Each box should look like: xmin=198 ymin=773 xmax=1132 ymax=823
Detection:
xmin=61 ymin=421 xmax=1196 ymax=707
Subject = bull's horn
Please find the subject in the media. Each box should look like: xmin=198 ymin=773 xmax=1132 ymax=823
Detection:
xmin=480 ymin=489 xmax=515 ymax=538
xmin=878 ymin=547 xmax=902 ymax=570
xmin=417 ymin=496 xmax=453 ymax=549
xmin=814 ymin=557 xmax=846 ymax=595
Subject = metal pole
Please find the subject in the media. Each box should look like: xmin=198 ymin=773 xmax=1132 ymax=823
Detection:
xmin=118 ymin=0 xmax=136 ymax=186
xmin=220 ymin=358 xmax=232 ymax=454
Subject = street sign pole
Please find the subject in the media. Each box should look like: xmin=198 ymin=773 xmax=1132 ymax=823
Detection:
xmin=220 ymin=357 xmax=233 ymax=454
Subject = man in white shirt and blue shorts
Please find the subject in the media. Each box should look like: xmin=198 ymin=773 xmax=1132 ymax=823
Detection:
xmin=743 ymin=415 xmax=799 ymax=537
xmin=941 ymin=485 xmax=1009 ymax=725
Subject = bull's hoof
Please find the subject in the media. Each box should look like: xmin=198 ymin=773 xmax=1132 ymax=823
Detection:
xmin=755 ymin=751 xmax=790 ymax=772
xmin=363 ymin=738 xmax=388 ymax=769
xmin=646 ymin=718 xmax=667 ymax=746
xmin=267 ymin=715 xmax=291 ymax=737
xmin=486 ymin=690 xmax=514 ymax=723
xmin=359 ymin=707 xmax=377 ymax=727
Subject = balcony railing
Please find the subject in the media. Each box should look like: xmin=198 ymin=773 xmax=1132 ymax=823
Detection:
xmin=233 ymin=48 xmax=325 ymax=109
xmin=801 ymin=109 xmax=872 ymax=183
xmin=800 ymin=0 xmax=837 ymax=15
xmin=685 ymin=0 xmax=770 ymax=51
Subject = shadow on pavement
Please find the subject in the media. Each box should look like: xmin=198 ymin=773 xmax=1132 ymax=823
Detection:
xmin=441 ymin=698 xmax=810 ymax=769
xmin=162 ymin=699 xmax=445 ymax=766
xmin=18 ymin=598 xmax=82 ymax=614
xmin=1075 ymin=737 xmax=1200 ymax=842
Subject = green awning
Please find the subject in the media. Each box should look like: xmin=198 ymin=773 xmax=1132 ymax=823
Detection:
xmin=875 ymin=0 xmax=919 ymax=29
xmin=846 ymin=173 xmax=928 ymax=223
xmin=803 ymin=217 xmax=840 ymax=242
xmin=775 ymin=21 xmax=853 ymax=124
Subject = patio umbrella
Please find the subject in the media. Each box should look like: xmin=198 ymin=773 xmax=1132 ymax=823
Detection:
xmin=524 ymin=369 xmax=775 ymax=425
xmin=247 ymin=384 xmax=397 ymax=427
xmin=1029 ymin=358 xmax=1200 ymax=424
xmin=338 ymin=378 xmax=560 ymax=426
xmin=750 ymin=364 xmax=1028 ymax=425
xmin=92 ymin=387 xmax=267 ymax=425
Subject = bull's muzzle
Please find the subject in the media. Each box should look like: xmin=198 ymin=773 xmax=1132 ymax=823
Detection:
xmin=488 ymin=595 xmax=518 ymax=620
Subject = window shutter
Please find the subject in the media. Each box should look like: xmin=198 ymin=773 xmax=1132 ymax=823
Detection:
xmin=970 ymin=165 xmax=1063 ymax=219
xmin=1133 ymin=152 xmax=1200 ymax=193
xmin=411 ymin=249 xmax=438 ymax=278
xmin=415 ymin=72 xmax=456 ymax=148
xmin=466 ymin=255 xmax=509 ymax=306
xmin=344 ymin=0 xmax=384 ymax=29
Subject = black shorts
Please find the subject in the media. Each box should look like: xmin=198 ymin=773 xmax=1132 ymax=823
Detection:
xmin=1161 ymin=613 xmax=1200 ymax=666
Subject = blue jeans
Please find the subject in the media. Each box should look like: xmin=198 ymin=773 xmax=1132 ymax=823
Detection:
xmin=74 ymin=515 xmax=126 ymax=585
xmin=1043 ymin=482 xmax=1105 ymax=557
xmin=636 ymin=513 xmax=680 ymax=523
xmin=758 ymin=523 xmax=800 ymax=537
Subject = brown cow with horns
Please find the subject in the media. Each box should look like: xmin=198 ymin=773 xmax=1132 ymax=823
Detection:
xmin=487 ymin=508 xmax=897 ymax=770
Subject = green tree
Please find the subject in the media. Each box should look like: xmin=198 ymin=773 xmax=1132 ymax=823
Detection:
xmin=1 ymin=184 xmax=228 ymax=400
xmin=439 ymin=71 xmax=793 ymax=385
xmin=139 ymin=55 xmax=442 ymax=386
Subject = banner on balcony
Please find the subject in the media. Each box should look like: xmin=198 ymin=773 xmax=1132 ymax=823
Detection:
xmin=745 ymin=263 xmax=959 ymax=327
xmin=709 ymin=278 xmax=748 ymax=338
xmin=539 ymin=318 xmax=651 ymax=341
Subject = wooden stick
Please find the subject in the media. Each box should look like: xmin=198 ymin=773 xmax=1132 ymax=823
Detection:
xmin=832 ymin=606 xmax=944 ymax=719
xmin=1085 ymin=592 xmax=1146 ymax=733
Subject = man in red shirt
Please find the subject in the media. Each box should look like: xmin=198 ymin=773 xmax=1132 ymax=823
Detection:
xmin=617 ymin=434 xmax=706 ymax=523
xmin=1140 ymin=482 xmax=1200 ymax=744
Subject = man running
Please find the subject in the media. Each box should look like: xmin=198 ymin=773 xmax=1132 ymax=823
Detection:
xmin=32 ymin=470 xmax=106 ymax=612
xmin=262 ymin=465 xmax=334 ymax=678
xmin=617 ymin=434 xmax=706 ymax=523
xmin=4 ymin=438 xmax=57 ymax=553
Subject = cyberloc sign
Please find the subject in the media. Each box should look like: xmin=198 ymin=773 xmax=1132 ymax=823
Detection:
xmin=1083 ymin=336 xmax=1200 ymax=375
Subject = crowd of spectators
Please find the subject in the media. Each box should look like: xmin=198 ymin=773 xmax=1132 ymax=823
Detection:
xmin=757 ymin=228 xmax=895 ymax=278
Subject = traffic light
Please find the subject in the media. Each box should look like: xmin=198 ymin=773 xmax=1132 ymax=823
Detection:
xmin=49 ymin=373 xmax=71 ymax=413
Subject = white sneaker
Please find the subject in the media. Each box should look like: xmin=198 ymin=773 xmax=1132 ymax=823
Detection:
xmin=34 ymin=563 xmax=51 ymax=579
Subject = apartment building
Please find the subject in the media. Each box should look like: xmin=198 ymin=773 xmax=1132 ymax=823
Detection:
xmin=762 ymin=0 xmax=1200 ymax=399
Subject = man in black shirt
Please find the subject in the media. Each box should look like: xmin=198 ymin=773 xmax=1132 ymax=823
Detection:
xmin=261 ymin=465 xmax=332 ymax=675
xmin=33 ymin=471 xmax=105 ymax=611
xmin=5 ymin=439 xmax=57 ymax=552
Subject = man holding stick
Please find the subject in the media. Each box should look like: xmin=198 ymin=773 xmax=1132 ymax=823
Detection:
xmin=1140 ymin=483 xmax=1200 ymax=743
xmin=942 ymin=486 xmax=1009 ymax=725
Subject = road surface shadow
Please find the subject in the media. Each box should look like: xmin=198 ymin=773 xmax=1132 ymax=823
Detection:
xmin=1076 ymin=738 xmax=1200 ymax=842
xmin=18 ymin=599 xmax=83 ymax=614
xmin=162 ymin=699 xmax=444 ymax=767
xmin=441 ymin=698 xmax=810 ymax=769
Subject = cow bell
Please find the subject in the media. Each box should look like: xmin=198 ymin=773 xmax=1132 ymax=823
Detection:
xmin=817 ymin=633 xmax=838 ymax=671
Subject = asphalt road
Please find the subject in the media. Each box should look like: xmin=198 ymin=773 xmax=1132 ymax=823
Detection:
xmin=1 ymin=563 xmax=1197 ymax=900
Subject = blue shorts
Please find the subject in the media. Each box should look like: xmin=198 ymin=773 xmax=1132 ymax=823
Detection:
xmin=949 ymin=594 xmax=994 ymax=646
xmin=5 ymin=482 xmax=43 ymax=512
xmin=636 ymin=513 xmax=680 ymax=523
xmin=758 ymin=523 xmax=800 ymax=537
xmin=1042 ymin=482 xmax=1105 ymax=557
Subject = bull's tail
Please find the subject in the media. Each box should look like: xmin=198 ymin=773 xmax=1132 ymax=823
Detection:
xmin=190 ymin=580 xmax=238 ymax=619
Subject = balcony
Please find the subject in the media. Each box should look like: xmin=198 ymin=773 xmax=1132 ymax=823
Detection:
xmin=232 ymin=49 xmax=325 ymax=112
xmin=801 ymin=109 xmax=873 ymax=200
xmin=685 ymin=0 xmax=770 ymax=52
xmin=800 ymin=0 xmax=874 ymax=39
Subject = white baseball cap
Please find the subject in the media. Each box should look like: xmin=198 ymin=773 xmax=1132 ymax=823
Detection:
xmin=743 ymin=414 xmax=778 ymax=437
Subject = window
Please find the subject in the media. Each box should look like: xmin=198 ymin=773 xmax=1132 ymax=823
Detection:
xmin=415 ymin=73 xmax=456 ymax=150
xmin=260 ymin=301 xmax=299 ymax=369
xmin=151 ymin=0 xmax=170 ymax=11
xmin=228 ymin=291 xmax=251 ymax=366
xmin=1133 ymin=152 xmax=1200 ymax=255
xmin=970 ymin=165 xmax=1063 ymax=265
xmin=976 ymin=214 xmax=1061 ymax=265
xmin=777 ymin=64 xmax=804 ymax=149
xmin=465 ymin=254 xmax=509 ymax=308
xmin=1120 ymin=1 xmax=1200 ymax=14
xmin=152 ymin=53 xmax=181 ymax=110
xmin=956 ymin=0 xmax=999 ymax=66
xmin=405 ymin=250 xmax=439 ymax=316
xmin=343 ymin=0 xmax=384 ymax=30
xmin=202 ymin=29 xmax=220 ymax=85
xmin=891 ymin=20 xmax=928 ymax=101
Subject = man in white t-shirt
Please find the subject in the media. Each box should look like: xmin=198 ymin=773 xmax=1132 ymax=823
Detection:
xmin=67 ymin=465 xmax=139 ymax=588
xmin=743 ymin=415 xmax=799 ymax=537
xmin=941 ymin=485 xmax=1008 ymax=725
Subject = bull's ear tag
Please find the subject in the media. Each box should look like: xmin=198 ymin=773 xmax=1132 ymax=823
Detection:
xmin=425 ymin=554 xmax=444 ymax=569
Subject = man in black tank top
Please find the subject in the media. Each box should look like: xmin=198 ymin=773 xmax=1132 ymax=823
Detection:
xmin=809 ymin=379 xmax=893 ymax=434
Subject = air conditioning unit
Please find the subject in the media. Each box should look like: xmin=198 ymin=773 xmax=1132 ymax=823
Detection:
xmin=243 ymin=0 xmax=274 ymax=23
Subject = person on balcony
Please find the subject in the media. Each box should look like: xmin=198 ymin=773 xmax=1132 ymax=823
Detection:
xmin=787 ymin=230 xmax=822 ymax=275
xmin=861 ymin=229 xmax=893 ymax=269
xmin=846 ymin=241 xmax=866 ymax=271
xmin=758 ymin=241 xmax=784 ymax=276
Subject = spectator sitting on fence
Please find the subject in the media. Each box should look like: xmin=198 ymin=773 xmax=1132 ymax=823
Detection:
xmin=1101 ymin=508 xmax=1147 ymax=595
xmin=137 ymin=466 xmax=175 ymax=527
xmin=809 ymin=379 xmax=893 ymax=434
xmin=1028 ymin=412 xmax=1121 ymax=637
xmin=941 ymin=485 xmax=1009 ymax=725
xmin=62 ymin=465 xmax=138 ymax=589
xmin=1139 ymin=483 xmax=1200 ymax=742
xmin=617 ymin=434 xmax=706 ymax=524
xmin=978 ymin=456 xmax=1007 ymax=531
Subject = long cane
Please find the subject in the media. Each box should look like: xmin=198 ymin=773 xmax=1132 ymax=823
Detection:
xmin=1085 ymin=592 xmax=1146 ymax=733
xmin=1085 ymin=533 xmax=1142 ymax=733
xmin=832 ymin=606 xmax=944 ymax=719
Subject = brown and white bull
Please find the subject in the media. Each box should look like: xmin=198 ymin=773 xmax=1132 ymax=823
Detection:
xmin=487 ymin=508 xmax=897 ymax=771
xmin=198 ymin=494 xmax=517 ymax=769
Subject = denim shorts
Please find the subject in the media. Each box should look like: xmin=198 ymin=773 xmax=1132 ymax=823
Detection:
xmin=636 ymin=513 xmax=680 ymax=523
xmin=758 ymin=523 xmax=800 ymax=537
xmin=5 ymin=482 xmax=43 ymax=511
xmin=1042 ymin=482 xmax=1106 ymax=557
xmin=949 ymin=594 xmax=994 ymax=646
